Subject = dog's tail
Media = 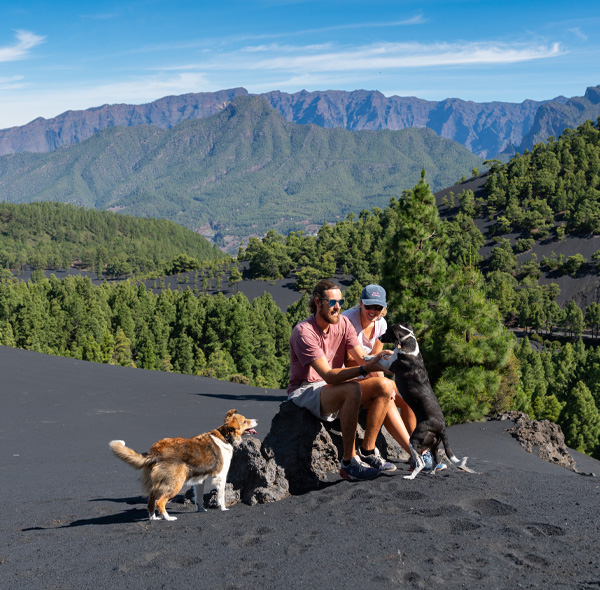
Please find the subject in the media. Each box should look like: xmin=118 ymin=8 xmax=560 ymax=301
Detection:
xmin=442 ymin=433 xmax=476 ymax=474
xmin=109 ymin=440 xmax=155 ymax=470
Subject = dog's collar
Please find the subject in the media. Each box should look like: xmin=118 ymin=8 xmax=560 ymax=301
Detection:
xmin=402 ymin=341 xmax=420 ymax=356
xmin=398 ymin=328 xmax=419 ymax=356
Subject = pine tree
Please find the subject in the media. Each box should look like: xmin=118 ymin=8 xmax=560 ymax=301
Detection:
xmin=100 ymin=331 xmax=115 ymax=364
xmin=113 ymin=328 xmax=134 ymax=367
xmin=81 ymin=334 xmax=102 ymax=363
xmin=172 ymin=333 xmax=194 ymax=374
xmin=553 ymin=343 xmax=577 ymax=401
xmin=585 ymin=302 xmax=600 ymax=339
xmin=135 ymin=327 xmax=157 ymax=370
xmin=423 ymin=264 xmax=517 ymax=423
xmin=560 ymin=381 xmax=600 ymax=457
xmin=564 ymin=301 xmax=584 ymax=338
xmin=381 ymin=170 xmax=448 ymax=333
xmin=206 ymin=348 xmax=237 ymax=381
xmin=0 ymin=320 xmax=16 ymax=346
xmin=226 ymin=294 xmax=255 ymax=377
xmin=228 ymin=266 xmax=243 ymax=292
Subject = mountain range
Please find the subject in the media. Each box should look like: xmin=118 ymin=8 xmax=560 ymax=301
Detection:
xmin=0 ymin=95 xmax=481 ymax=250
xmin=1 ymin=85 xmax=599 ymax=160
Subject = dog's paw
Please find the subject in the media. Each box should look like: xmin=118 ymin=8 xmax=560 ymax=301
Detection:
xmin=162 ymin=513 xmax=177 ymax=521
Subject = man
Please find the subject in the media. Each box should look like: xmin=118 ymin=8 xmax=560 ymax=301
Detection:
xmin=288 ymin=279 xmax=399 ymax=481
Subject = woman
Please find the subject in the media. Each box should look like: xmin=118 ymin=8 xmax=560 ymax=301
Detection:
xmin=342 ymin=284 xmax=418 ymax=456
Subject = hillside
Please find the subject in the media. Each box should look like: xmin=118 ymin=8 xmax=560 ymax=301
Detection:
xmin=435 ymin=174 xmax=600 ymax=309
xmin=1 ymin=85 xmax=599 ymax=160
xmin=0 ymin=201 xmax=223 ymax=274
xmin=0 ymin=95 xmax=481 ymax=249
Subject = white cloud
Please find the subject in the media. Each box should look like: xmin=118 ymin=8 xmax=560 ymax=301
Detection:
xmin=248 ymin=41 xmax=564 ymax=72
xmin=292 ymin=13 xmax=426 ymax=34
xmin=0 ymin=30 xmax=46 ymax=62
xmin=162 ymin=40 xmax=564 ymax=74
xmin=242 ymin=42 xmax=334 ymax=54
xmin=568 ymin=27 xmax=588 ymax=41
xmin=0 ymin=75 xmax=24 ymax=88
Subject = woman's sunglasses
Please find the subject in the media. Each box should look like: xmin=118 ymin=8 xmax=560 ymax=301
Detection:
xmin=320 ymin=298 xmax=345 ymax=307
xmin=363 ymin=304 xmax=384 ymax=311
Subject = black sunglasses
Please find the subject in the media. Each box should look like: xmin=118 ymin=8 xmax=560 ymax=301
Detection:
xmin=320 ymin=298 xmax=345 ymax=308
xmin=363 ymin=304 xmax=384 ymax=311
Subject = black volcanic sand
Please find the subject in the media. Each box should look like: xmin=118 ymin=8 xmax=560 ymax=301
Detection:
xmin=1 ymin=346 xmax=600 ymax=589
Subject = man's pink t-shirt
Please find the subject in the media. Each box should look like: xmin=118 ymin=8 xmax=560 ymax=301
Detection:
xmin=288 ymin=314 xmax=360 ymax=395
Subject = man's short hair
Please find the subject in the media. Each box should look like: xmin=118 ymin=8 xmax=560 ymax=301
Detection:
xmin=309 ymin=279 xmax=339 ymax=314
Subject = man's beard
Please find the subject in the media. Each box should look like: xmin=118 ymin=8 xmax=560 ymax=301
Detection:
xmin=319 ymin=304 xmax=340 ymax=325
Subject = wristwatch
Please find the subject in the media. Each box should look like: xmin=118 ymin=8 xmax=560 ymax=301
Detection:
xmin=359 ymin=365 xmax=367 ymax=376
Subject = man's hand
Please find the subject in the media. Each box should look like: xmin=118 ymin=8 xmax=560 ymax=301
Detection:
xmin=363 ymin=350 xmax=394 ymax=375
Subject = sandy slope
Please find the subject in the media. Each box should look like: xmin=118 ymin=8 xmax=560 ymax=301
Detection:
xmin=1 ymin=346 xmax=599 ymax=589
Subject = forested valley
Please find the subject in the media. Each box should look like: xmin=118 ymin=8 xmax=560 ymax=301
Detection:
xmin=2 ymin=119 xmax=600 ymax=458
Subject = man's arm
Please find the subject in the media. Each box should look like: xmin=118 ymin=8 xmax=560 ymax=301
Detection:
xmin=347 ymin=345 xmax=391 ymax=365
xmin=311 ymin=350 xmax=390 ymax=384
xmin=348 ymin=342 xmax=386 ymax=377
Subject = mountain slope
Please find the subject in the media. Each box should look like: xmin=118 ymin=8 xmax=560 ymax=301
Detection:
xmin=0 ymin=88 xmax=248 ymax=156
xmin=519 ymin=86 xmax=600 ymax=152
xmin=262 ymin=89 xmax=544 ymax=159
xmin=2 ymin=85 xmax=599 ymax=160
xmin=0 ymin=95 xmax=481 ymax=247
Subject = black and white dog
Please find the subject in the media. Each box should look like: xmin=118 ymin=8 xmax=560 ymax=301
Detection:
xmin=367 ymin=323 xmax=475 ymax=479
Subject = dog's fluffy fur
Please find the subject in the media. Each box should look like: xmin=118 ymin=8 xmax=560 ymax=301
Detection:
xmin=370 ymin=324 xmax=475 ymax=479
xmin=109 ymin=409 xmax=257 ymax=520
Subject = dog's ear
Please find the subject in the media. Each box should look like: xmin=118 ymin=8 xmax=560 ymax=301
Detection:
xmin=225 ymin=409 xmax=238 ymax=421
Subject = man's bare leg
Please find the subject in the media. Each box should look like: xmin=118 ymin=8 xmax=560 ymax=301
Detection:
xmin=320 ymin=381 xmax=362 ymax=461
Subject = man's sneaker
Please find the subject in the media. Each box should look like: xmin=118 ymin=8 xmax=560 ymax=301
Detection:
xmin=410 ymin=450 xmax=434 ymax=471
xmin=340 ymin=456 xmax=380 ymax=481
xmin=358 ymin=447 xmax=397 ymax=472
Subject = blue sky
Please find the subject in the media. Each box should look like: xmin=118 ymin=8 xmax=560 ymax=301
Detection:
xmin=0 ymin=0 xmax=599 ymax=130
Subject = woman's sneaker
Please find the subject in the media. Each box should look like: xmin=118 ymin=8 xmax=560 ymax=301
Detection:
xmin=410 ymin=450 xmax=434 ymax=471
xmin=358 ymin=447 xmax=397 ymax=472
xmin=340 ymin=456 xmax=380 ymax=481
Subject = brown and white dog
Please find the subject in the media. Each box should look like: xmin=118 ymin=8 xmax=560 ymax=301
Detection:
xmin=109 ymin=409 xmax=257 ymax=521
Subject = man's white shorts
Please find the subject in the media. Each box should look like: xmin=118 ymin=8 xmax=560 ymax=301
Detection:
xmin=288 ymin=380 xmax=339 ymax=422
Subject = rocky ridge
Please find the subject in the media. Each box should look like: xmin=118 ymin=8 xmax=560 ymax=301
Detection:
xmin=2 ymin=85 xmax=599 ymax=159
